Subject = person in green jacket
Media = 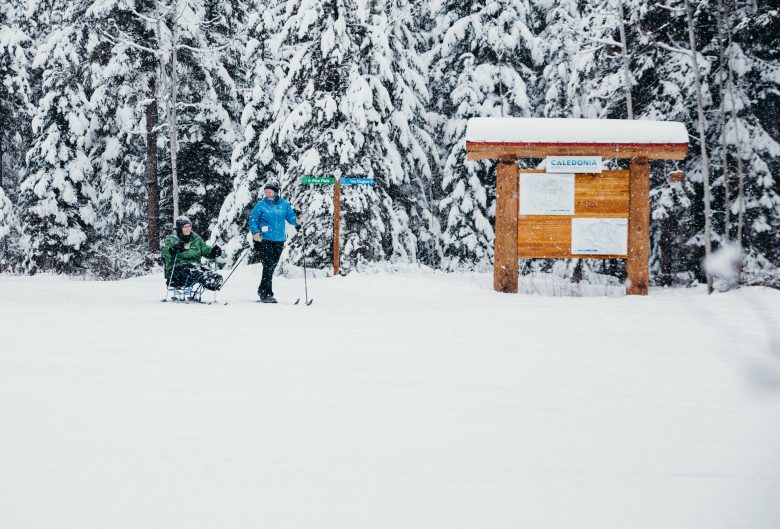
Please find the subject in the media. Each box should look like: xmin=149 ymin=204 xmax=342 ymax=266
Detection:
xmin=162 ymin=216 xmax=223 ymax=290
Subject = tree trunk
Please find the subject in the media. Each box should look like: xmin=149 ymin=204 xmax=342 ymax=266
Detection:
xmin=716 ymin=0 xmax=731 ymax=240
xmin=146 ymin=78 xmax=160 ymax=253
xmin=616 ymin=0 xmax=633 ymax=119
xmin=684 ymin=0 xmax=714 ymax=294
xmin=169 ymin=0 xmax=180 ymax=221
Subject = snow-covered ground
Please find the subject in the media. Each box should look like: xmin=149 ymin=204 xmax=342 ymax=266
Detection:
xmin=1 ymin=267 xmax=780 ymax=529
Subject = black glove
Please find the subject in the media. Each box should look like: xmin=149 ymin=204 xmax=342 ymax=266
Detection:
xmin=170 ymin=243 xmax=185 ymax=257
xmin=253 ymin=240 xmax=262 ymax=251
xmin=211 ymin=245 xmax=222 ymax=258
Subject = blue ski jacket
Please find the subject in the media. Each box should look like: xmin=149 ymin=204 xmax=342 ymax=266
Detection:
xmin=248 ymin=196 xmax=298 ymax=242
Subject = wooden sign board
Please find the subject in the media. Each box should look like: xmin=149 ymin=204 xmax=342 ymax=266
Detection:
xmin=517 ymin=170 xmax=629 ymax=258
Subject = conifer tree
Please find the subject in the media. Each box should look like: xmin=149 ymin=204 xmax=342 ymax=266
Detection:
xmin=430 ymin=0 xmax=539 ymax=270
xmin=20 ymin=1 xmax=99 ymax=273
xmin=177 ymin=0 xmax=245 ymax=233
xmin=213 ymin=0 xmax=285 ymax=257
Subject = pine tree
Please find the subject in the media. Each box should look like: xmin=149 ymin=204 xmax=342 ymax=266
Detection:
xmin=380 ymin=0 xmax=440 ymax=266
xmin=430 ymin=0 xmax=539 ymax=270
xmin=579 ymin=0 xmax=642 ymax=120
xmin=534 ymin=0 xmax=589 ymax=118
xmin=1 ymin=0 xmax=33 ymax=270
xmin=85 ymin=0 xmax=156 ymax=275
xmin=20 ymin=1 xmax=99 ymax=273
xmin=720 ymin=1 xmax=780 ymax=283
xmin=212 ymin=0 xmax=285 ymax=257
xmin=0 ymin=186 xmax=21 ymax=272
xmin=177 ymin=0 xmax=245 ymax=234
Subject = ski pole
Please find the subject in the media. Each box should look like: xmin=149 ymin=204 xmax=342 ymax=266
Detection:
xmin=300 ymin=225 xmax=311 ymax=305
xmin=218 ymin=246 xmax=249 ymax=292
xmin=164 ymin=252 xmax=179 ymax=302
xmin=211 ymin=252 xmax=219 ymax=303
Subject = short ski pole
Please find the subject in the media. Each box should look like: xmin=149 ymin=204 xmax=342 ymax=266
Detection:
xmin=218 ymin=247 xmax=249 ymax=292
xmin=164 ymin=252 xmax=179 ymax=302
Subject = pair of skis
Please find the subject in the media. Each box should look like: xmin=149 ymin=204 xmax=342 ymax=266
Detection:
xmin=255 ymin=296 xmax=313 ymax=306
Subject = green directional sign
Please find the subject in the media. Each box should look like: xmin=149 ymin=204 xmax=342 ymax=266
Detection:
xmin=301 ymin=177 xmax=335 ymax=185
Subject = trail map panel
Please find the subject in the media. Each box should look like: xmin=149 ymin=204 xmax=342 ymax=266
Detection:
xmin=519 ymin=173 xmax=575 ymax=215
xmin=571 ymin=218 xmax=628 ymax=256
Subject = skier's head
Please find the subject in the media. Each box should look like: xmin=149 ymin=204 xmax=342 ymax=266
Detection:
xmin=175 ymin=215 xmax=192 ymax=237
xmin=264 ymin=179 xmax=281 ymax=200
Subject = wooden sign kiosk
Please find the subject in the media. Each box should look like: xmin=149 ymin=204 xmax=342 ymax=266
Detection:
xmin=465 ymin=117 xmax=689 ymax=296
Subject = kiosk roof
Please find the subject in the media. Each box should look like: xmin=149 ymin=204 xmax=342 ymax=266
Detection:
xmin=465 ymin=118 xmax=689 ymax=160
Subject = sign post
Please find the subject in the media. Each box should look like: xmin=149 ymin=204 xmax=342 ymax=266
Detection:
xmin=627 ymin=157 xmax=650 ymax=295
xmin=334 ymin=177 xmax=341 ymax=276
xmin=494 ymin=161 xmax=519 ymax=293
xmin=301 ymin=176 xmax=375 ymax=277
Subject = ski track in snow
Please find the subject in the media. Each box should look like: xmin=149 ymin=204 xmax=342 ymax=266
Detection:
xmin=1 ymin=266 xmax=780 ymax=529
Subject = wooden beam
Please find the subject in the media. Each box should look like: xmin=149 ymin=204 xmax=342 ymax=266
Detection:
xmin=627 ymin=157 xmax=651 ymax=295
xmin=494 ymin=161 xmax=519 ymax=293
xmin=466 ymin=142 xmax=688 ymax=161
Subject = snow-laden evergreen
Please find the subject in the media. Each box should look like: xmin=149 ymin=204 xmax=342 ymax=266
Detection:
xmin=367 ymin=0 xmax=440 ymax=266
xmin=213 ymin=0 xmax=286 ymax=258
xmin=0 ymin=186 xmax=21 ymax=272
xmin=83 ymin=0 xmax=155 ymax=275
xmin=716 ymin=2 xmax=780 ymax=281
xmin=429 ymin=0 xmax=539 ymax=270
xmin=20 ymin=2 xmax=99 ymax=273
xmin=176 ymin=0 xmax=245 ymax=233
xmin=534 ymin=0 xmax=590 ymax=118
xmin=0 ymin=0 xmax=34 ymax=248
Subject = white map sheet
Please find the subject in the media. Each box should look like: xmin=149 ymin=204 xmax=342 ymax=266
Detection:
xmin=571 ymin=218 xmax=628 ymax=255
xmin=519 ymin=173 xmax=575 ymax=215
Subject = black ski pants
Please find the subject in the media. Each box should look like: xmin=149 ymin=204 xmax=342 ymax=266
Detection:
xmin=256 ymin=240 xmax=285 ymax=298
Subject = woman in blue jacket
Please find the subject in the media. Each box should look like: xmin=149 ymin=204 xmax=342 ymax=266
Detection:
xmin=249 ymin=179 xmax=300 ymax=303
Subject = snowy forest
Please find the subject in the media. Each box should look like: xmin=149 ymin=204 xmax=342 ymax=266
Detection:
xmin=0 ymin=0 xmax=778 ymax=288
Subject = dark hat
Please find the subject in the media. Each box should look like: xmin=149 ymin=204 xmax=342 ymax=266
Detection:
xmin=175 ymin=215 xmax=192 ymax=234
xmin=264 ymin=179 xmax=281 ymax=193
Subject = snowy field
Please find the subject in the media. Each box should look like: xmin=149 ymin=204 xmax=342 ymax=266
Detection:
xmin=1 ymin=267 xmax=780 ymax=529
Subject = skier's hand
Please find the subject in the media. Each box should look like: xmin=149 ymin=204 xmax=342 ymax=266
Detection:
xmin=211 ymin=245 xmax=222 ymax=258
xmin=170 ymin=243 xmax=185 ymax=255
xmin=252 ymin=232 xmax=262 ymax=242
xmin=297 ymin=214 xmax=305 ymax=224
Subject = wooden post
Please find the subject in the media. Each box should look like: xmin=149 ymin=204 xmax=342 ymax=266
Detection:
xmin=333 ymin=178 xmax=340 ymax=276
xmin=627 ymin=157 xmax=650 ymax=295
xmin=494 ymin=160 xmax=519 ymax=293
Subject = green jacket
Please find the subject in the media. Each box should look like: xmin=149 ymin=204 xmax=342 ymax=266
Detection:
xmin=162 ymin=231 xmax=214 ymax=276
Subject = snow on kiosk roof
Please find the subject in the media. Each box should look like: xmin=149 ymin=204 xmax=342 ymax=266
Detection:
xmin=466 ymin=118 xmax=689 ymax=160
